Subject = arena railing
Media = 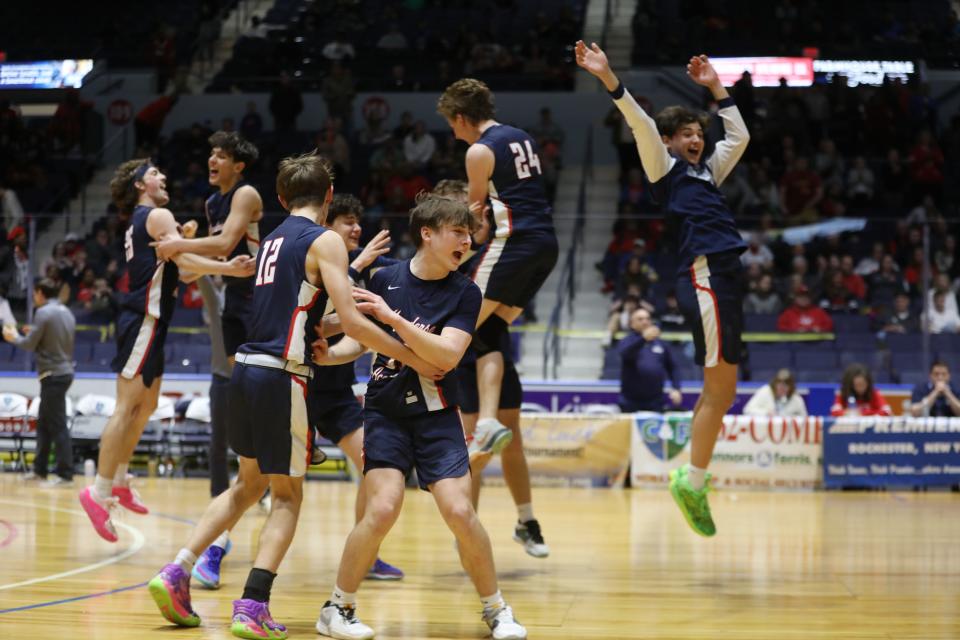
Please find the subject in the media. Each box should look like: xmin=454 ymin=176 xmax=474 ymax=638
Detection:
xmin=542 ymin=127 xmax=593 ymax=378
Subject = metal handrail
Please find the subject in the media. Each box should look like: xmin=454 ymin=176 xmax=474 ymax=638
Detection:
xmin=542 ymin=126 xmax=593 ymax=378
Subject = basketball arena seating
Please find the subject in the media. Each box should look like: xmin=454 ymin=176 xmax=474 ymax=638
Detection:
xmin=0 ymin=0 xmax=229 ymax=66
xmin=600 ymin=313 xmax=960 ymax=386
xmin=208 ymin=0 xmax=583 ymax=92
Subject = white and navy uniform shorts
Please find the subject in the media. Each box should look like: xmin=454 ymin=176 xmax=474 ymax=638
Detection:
xmin=674 ymin=250 xmax=744 ymax=368
xmin=228 ymin=354 xmax=313 ymax=477
xmin=111 ymin=310 xmax=168 ymax=387
xmin=469 ymin=231 xmax=558 ymax=308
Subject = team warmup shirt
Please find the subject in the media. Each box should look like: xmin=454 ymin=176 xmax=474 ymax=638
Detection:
xmin=476 ymin=124 xmax=555 ymax=239
xmin=364 ymin=261 xmax=481 ymax=417
xmin=609 ymin=84 xmax=749 ymax=271
xmin=121 ymin=204 xmax=179 ymax=322
xmin=205 ymin=180 xmax=260 ymax=296
xmin=238 ymin=215 xmax=328 ymax=365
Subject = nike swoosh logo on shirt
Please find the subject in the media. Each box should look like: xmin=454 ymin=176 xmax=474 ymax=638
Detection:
xmin=388 ymin=285 xmax=400 ymax=290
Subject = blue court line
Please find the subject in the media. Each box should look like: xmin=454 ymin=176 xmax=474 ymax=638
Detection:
xmin=0 ymin=581 xmax=146 ymax=614
xmin=0 ymin=511 xmax=196 ymax=615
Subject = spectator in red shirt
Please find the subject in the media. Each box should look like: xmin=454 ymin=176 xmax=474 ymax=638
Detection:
xmin=777 ymin=285 xmax=834 ymax=332
xmin=908 ymin=129 xmax=944 ymax=199
xmin=839 ymin=254 xmax=866 ymax=301
xmin=779 ymin=156 xmax=823 ymax=224
xmin=830 ymin=364 xmax=892 ymax=417
xmin=135 ymin=92 xmax=179 ymax=150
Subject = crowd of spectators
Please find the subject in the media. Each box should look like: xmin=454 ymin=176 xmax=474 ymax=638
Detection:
xmin=631 ymin=0 xmax=960 ymax=66
xmin=210 ymin=0 xmax=582 ymax=93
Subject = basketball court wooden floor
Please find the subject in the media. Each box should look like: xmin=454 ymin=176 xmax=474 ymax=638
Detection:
xmin=1 ymin=475 xmax=958 ymax=639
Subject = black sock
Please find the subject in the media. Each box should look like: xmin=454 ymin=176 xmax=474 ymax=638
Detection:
xmin=241 ymin=568 xmax=277 ymax=602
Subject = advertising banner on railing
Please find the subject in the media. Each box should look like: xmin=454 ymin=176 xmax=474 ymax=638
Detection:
xmin=482 ymin=414 xmax=631 ymax=488
xmin=630 ymin=413 xmax=823 ymax=489
xmin=823 ymin=417 xmax=960 ymax=488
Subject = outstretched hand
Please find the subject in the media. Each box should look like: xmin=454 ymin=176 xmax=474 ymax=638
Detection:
xmin=353 ymin=287 xmax=399 ymax=325
xmin=351 ymin=229 xmax=391 ymax=272
xmin=686 ymin=55 xmax=721 ymax=89
xmin=575 ymin=40 xmax=611 ymax=79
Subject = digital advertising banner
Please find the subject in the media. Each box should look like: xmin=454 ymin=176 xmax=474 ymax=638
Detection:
xmin=823 ymin=416 xmax=960 ymax=488
xmin=630 ymin=413 xmax=823 ymax=489
xmin=0 ymin=59 xmax=93 ymax=89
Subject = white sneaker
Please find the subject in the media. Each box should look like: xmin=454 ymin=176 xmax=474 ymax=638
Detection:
xmin=21 ymin=471 xmax=44 ymax=482
xmin=43 ymin=476 xmax=74 ymax=488
xmin=513 ymin=520 xmax=549 ymax=558
xmin=468 ymin=418 xmax=513 ymax=463
xmin=483 ymin=605 xmax=527 ymax=640
xmin=316 ymin=601 xmax=375 ymax=640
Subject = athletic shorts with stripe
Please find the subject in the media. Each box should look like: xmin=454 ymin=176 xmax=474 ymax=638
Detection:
xmin=362 ymin=406 xmax=469 ymax=491
xmin=111 ymin=309 xmax=168 ymax=387
xmin=227 ymin=363 xmax=312 ymax=477
xmin=674 ymin=250 xmax=744 ymax=368
xmin=457 ymin=360 xmax=522 ymax=414
xmin=308 ymin=386 xmax=363 ymax=444
xmin=469 ymin=231 xmax=559 ymax=307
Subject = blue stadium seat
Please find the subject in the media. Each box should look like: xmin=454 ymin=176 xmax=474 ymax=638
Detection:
xmin=795 ymin=368 xmax=837 ymax=383
xmin=795 ymin=349 xmax=838 ymax=369
xmin=832 ymin=315 xmax=871 ymax=334
xmin=837 ymin=333 xmax=877 ymax=350
xmin=884 ymin=333 xmax=921 ymax=353
xmin=744 ymin=315 xmax=778 ymax=332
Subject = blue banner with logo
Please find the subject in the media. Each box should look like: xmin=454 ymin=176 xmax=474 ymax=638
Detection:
xmin=823 ymin=417 xmax=960 ymax=488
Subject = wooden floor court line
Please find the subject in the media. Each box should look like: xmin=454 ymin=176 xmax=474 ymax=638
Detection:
xmin=2 ymin=475 xmax=959 ymax=639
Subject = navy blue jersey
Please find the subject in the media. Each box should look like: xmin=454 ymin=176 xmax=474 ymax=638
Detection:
xmin=476 ymin=124 xmax=554 ymax=239
xmin=120 ymin=205 xmax=180 ymax=322
xmin=650 ymin=159 xmax=747 ymax=273
xmin=239 ymin=215 xmax=328 ymax=365
xmin=205 ymin=180 xmax=260 ymax=287
xmin=364 ymin=261 xmax=481 ymax=416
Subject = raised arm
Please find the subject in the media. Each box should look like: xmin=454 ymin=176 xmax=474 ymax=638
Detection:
xmin=312 ymin=232 xmax=443 ymax=378
xmin=152 ymin=185 xmax=262 ymax=260
xmin=686 ymin=55 xmax=750 ymax=185
xmin=146 ymin=208 xmax=255 ymax=278
xmin=576 ymin=40 xmax=674 ymax=182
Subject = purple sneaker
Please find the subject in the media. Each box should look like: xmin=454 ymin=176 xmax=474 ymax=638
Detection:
xmin=230 ymin=598 xmax=287 ymax=639
xmin=192 ymin=539 xmax=232 ymax=589
xmin=365 ymin=557 xmax=404 ymax=580
xmin=148 ymin=563 xmax=200 ymax=627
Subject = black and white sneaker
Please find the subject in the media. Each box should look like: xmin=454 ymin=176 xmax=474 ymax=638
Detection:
xmin=316 ymin=601 xmax=374 ymax=639
xmin=483 ymin=604 xmax=527 ymax=640
xmin=513 ymin=519 xmax=549 ymax=558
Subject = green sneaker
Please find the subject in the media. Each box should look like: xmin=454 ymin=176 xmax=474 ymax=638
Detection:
xmin=669 ymin=464 xmax=716 ymax=537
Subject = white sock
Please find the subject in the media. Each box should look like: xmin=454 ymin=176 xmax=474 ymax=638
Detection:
xmin=113 ymin=463 xmax=129 ymax=486
xmin=175 ymin=548 xmax=197 ymax=571
xmin=480 ymin=590 xmax=505 ymax=613
xmin=331 ymin=585 xmax=357 ymax=607
xmin=94 ymin=475 xmax=113 ymax=501
xmin=476 ymin=417 xmax=499 ymax=430
xmin=688 ymin=465 xmax=707 ymax=491
xmin=213 ymin=531 xmax=230 ymax=549
xmin=517 ymin=503 xmax=535 ymax=524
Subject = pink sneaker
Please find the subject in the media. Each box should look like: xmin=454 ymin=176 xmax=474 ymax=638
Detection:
xmin=78 ymin=486 xmax=118 ymax=542
xmin=113 ymin=485 xmax=149 ymax=514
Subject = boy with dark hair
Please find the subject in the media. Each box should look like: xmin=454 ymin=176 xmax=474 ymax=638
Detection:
xmin=148 ymin=152 xmax=441 ymax=639
xmin=314 ymin=193 xmax=527 ymax=640
xmin=79 ymin=159 xmax=254 ymax=542
xmin=577 ymin=41 xmax=750 ymax=537
xmin=151 ymin=130 xmax=263 ymax=581
xmin=437 ymin=78 xmax=559 ymax=472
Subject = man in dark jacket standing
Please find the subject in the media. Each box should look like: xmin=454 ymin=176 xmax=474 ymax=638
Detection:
xmin=4 ymin=278 xmax=75 ymax=485
xmin=617 ymin=308 xmax=683 ymax=412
